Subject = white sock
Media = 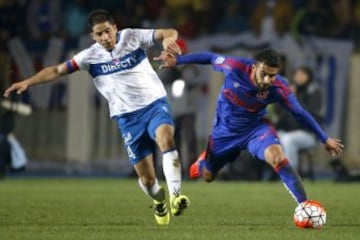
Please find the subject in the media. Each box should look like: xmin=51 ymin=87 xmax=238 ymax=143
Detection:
xmin=138 ymin=178 xmax=163 ymax=201
xmin=162 ymin=150 xmax=182 ymax=197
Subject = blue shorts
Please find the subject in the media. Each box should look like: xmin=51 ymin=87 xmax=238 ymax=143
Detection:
xmin=204 ymin=118 xmax=280 ymax=173
xmin=115 ymin=98 xmax=175 ymax=165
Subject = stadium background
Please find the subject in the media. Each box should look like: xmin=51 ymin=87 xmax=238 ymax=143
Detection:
xmin=1 ymin=0 xmax=360 ymax=179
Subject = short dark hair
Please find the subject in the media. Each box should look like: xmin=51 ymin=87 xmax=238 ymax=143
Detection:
xmin=87 ymin=9 xmax=115 ymax=32
xmin=254 ymin=49 xmax=282 ymax=68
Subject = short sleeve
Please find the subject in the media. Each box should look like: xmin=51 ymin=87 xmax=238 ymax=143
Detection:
xmin=130 ymin=28 xmax=155 ymax=49
xmin=72 ymin=49 xmax=90 ymax=71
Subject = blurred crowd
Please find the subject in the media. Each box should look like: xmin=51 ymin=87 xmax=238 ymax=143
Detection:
xmin=1 ymin=0 xmax=360 ymax=49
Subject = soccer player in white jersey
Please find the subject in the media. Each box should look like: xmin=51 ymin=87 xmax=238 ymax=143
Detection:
xmin=3 ymin=9 xmax=190 ymax=225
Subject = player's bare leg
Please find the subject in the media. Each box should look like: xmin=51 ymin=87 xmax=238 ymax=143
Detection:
xmin=264 ymin=144 xmax=307 ymax=203
xmin=134 ymin=154 xmax=169 ymax=225
xmin=155 ymin=124 xmax=190 ymax=216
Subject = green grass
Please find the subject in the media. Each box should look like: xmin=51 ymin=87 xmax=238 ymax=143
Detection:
xmin=0 ymin=178 xmax=359 ymax=240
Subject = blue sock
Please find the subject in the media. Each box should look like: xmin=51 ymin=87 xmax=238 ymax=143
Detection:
xmin=275 ymin=159 xmax=307 ymax=204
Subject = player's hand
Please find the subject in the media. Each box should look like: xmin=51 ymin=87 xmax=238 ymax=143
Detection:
xmin=153 ymin=51 xmax=177 ymax=69
xmin=324 ymin=138 xmax=344 ymax=157
xmin=3 ymin=80 xmax=30 ymax=98
xmin=162 ymin=38 xmax=181 ymax=56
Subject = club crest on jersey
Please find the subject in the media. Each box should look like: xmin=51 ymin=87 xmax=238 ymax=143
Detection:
xmin=256 ymin=91 xmax=269 ymax=100
xmin=233 ymin=82 xmax=240 ymax=88
xmin=214 ymin=56 xmax=225 ymax=64
xmin=112 ymin=58 xmax=120 ymax=64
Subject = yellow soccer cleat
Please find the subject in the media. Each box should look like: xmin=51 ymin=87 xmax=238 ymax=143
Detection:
xmin=153 ymin=199 xmax=170 ymax=225
xmin=153 ymin=187 xmax=170 ymax=225
xmin=170 ymin=195 xmax=190 ymax=216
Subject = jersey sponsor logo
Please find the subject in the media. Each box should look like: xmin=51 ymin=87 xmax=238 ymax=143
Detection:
xmin=223 ymin=88 xmax=265 ymax=112
xmin=88 ymin=48 xmax=146 ymax=77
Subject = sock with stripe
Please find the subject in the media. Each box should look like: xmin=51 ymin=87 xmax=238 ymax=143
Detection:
xmin=275 ymin=158 xmax=307 ymax=203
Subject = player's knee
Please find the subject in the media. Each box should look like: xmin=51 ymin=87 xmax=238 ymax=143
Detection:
xmin=270 ymin=155 xmax=284 ymax=168
xmin=265 ymin=145 xmax=285 ymax=167
xmin=156 ymin=135 xmax=175 ymax=151
xmin=155 ymin=125 xmax=176 ymax=151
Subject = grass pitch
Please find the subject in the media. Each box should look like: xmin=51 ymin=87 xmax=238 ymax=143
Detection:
xmin=0 ymin=178 xmax=359 ymax=240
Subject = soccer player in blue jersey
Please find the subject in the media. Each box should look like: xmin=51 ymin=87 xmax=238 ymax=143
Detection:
xmin=3 ymin=9 xmax=190 ymax=225
xmin=155 ymin=48 xmax=344 ymax=204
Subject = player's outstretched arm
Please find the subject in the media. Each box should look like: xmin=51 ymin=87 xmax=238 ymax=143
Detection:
xmin=3 ymin=62 xmax=69 ymax=97
xmin=154 ymin=28 xmax=181 ymax=55
xmin=154 ymin=51 xmax=216 ymax=69
xmin=279 ymin=93 xmax=344 ymax=157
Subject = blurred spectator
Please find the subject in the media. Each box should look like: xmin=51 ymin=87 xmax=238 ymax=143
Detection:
xmin=63 ymin=0 xmax=87 ymax=39
xmin=130 ymin=2 xmax=151 ymax=27
xmin=26 ymin=0 xmax=62 ymax=40
xmin=144 ymin=0 xmax=165 ymax=22
xmin=177 ymin=6 xmax=198 ymax=39
xmin=291 ymin=0 xmax=331 ymax=41
xmin=152 ymin=4 xmax=175 ymax=28
xmin=275 ymin=67 xmax=324 ymax=170
xmin=327 ymin=0 xmax=358 ymax=40
xmin=192 ymin=0 xmax=212 ymax=11
xmin=216 ymin=1 xmax=249 ymax=34
xmin=0 ymin=1 xmax=26 ymax=46
xmin=192 ymin=0 xmax=217 ymax=36
xmin=111 ymin=0 xmax=151 ymax=28
xmin=87 ymin=0 xmax=123 ymax=11
xmin=111 ymin=0 xmax=134 ymax=29
xmin=292 ymin=0 xmax=307 ymax=9
xmin=251 ymin=0 xmax=294 ymax=42
xmin=165 ymin=0 xmax=191 ymax=9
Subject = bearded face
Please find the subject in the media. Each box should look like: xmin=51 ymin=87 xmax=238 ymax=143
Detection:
xmin=252 ymin=62 xmax=279 ymax=92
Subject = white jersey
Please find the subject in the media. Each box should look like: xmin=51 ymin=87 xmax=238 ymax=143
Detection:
xmin=70 ymin=28 xmax=167 ymax=117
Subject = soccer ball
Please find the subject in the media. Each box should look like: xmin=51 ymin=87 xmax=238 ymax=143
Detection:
xmin=293 ymin=200 xmax=326 ymax=229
